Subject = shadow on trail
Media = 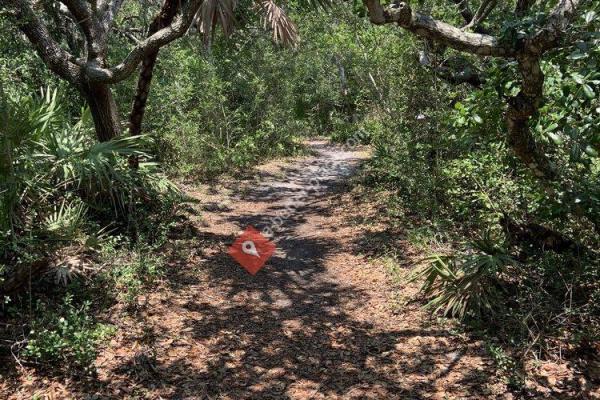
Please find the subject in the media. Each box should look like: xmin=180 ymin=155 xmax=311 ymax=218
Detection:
xmin=105 ymin=215 xmax=472 ymax=398
xmin=88 ymin=144 xmax=492 ymax=398
xmin=1 ymin=142 xmax=496 ymax=398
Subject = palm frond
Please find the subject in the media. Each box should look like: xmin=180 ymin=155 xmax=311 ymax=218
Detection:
xmin=44 ymin=199 xmax=87 ymax=240
xmin=256 ymin=0 xmax=298 ymax=46
xmin=195 ymin=0 xmax=237 ymax=44
xmin=412 ymin=238 xmax=517 ymax=319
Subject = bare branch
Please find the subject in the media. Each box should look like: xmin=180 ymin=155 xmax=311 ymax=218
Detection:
xmin=4 ymin=0 xmax=82 ymax=83
xmin=463 ymin=0 xmax=496 ymax=31
xmin=450 ymin=0 xmax=474 ymax=24
xmin=115 ymin=27 xmax=143 ymax=44
xmin=84 ymin=0 xmax=203 ymax=83
xmin=363 ymin=0 xmax=513 ymax=57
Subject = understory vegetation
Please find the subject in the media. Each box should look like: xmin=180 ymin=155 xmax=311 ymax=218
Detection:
xmin=354 ymin=6 xmax=600 ymax=384
xmin=0 ymin=0 xmax=598 ymax=394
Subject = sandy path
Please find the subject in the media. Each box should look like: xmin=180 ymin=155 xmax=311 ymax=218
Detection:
xmin=4 ymin=140 xmax=503 ymax=399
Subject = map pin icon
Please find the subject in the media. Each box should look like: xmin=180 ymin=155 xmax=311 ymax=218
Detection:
xmin=242 ymin=240 xmax=260 ymax=257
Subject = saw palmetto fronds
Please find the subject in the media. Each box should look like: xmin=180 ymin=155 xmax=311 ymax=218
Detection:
xmin=196 ymin=0 xmax=237 ymax=43
xmin=411 ymin=234 xmax=517 ymax=319
xmin=195 ymin=0 xmax=299 ymax=46
xmin=256 ymin=0 xmax=298 ymax=46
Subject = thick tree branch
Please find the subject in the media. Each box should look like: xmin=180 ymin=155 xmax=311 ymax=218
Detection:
xmin=4 ymin=0 xmax=82 ymax=84
xmin=84 ymin=0 xmax=203 ymax=83
xmin=506 ymin=56 xmax=556 ymax=180
xmin=363 ymin=0 xmax=582 ymax=181
xmin=525 ymin=0 xmax=580 ymax=54
xmin=61 ymin=0 xmax=105 ymax=59
xmin=363 ymin=0 xmax=513 ymax=57
xmin=505 ymin=0 xmax=581 ymax=180
xmin=97 ymin=0 xmax=126 ymax=38
xmin=129 ymin=0 xmax=180 ymax=136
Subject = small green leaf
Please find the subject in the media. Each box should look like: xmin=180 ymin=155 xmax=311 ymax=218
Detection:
xmin=546 ymin=131 xmax=564 ymax=145
xmin=571 ymin=73 xmax=585 ymax=84
xmin=585 ymin=11 xmax=597 ymax=24
xmin=568 ymin=50 xmax=588 ymax=60
xmin=584 ymin=145 xmax=599 ymax=157
xmin=473 ymin=114 xmax=483 ymax=124
xmin=583 ymin=84 xmax=596 ymax=99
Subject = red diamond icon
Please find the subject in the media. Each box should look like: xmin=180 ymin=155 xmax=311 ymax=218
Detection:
xmin=228 ymin=226 xmax=276 ymax=275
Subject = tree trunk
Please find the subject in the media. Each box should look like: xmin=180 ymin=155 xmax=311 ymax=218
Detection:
xmin=128 ymin=0 xmax=180 ymax=136
xmin=81 ymin=81 xmax=122 ymax=142
xmin=506 ymin=54 xmax=556 ymax=181
xmin=129 ymin=52 xmax=160 ymax=136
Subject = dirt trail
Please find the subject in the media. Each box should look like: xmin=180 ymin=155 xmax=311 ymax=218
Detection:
xmin=6 ymin=140 xmax=504 ymax=399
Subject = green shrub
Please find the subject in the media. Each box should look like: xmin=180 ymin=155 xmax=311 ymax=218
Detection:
xmin=412 ymin=235 xmax=517 ymax=319
xmin=0 ymin=88 xmax=178 ymax=277
xmin=105 ymin=247 xmax=166 ymax=304
xmin=23 ymin=294 xmax=115 ymax=372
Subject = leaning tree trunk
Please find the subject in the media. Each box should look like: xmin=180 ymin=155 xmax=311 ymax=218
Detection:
xmin=506 ymin=54 xmax=556 ymax=181
xmin=81 ymin=81 xmax=122 ymax=142
xmin=128 ymin=0 xmax=180 ymax=136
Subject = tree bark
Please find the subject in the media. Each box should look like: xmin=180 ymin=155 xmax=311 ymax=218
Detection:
xmin=5 ymin=0 xmax=204 ymax=141
xmin=506 ymin=54 xmax=556 ymax=180
xmin=81 ymin=81 xmax=122 ymax=141
xmin=129 ymin=0 xmax=180 ymax=136
xmin=362 ymin=0 xmax=580 ymax=181
xmin=363 ymin=0 xmax=513 ymax=57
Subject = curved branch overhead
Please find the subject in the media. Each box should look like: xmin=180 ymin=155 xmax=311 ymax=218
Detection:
xmin=363 ymin=0 xmax=581 ymax=58
xmin=84 ymin=0 xmax=204 ymax=83
xmin=363 ymin=0 xmax=513 ymax=57
xmin=6 ymin=0 xmax=83 ymax=84
xmin=362 ymin=0 xmax=582 ymax=181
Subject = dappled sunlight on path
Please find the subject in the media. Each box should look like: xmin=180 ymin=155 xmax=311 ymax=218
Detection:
xmin=5 ymin=140 xmax=502 ymax=399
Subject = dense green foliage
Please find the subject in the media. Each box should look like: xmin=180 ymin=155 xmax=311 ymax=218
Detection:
xmin=353 ymin=1 xmax=600 ymax=372
xmin=0 ymin=0 xmax=598 ymax=386
xmin=23 ymin=294 xmax=115 ymax=371
xmin=0 ymin=88 xmax=177 ymax=274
